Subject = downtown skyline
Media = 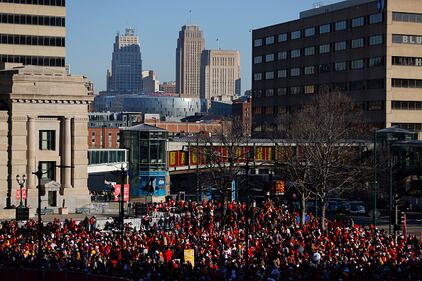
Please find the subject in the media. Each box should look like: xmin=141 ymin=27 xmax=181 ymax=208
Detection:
xmin=66 ymin=0 xmax=320 ymax=93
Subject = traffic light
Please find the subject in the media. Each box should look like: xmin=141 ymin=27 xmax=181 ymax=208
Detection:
xmin=398 ymin=210 xmax=406 ymax=226
xmin=394 ymin=193 xmax=399 ymax=207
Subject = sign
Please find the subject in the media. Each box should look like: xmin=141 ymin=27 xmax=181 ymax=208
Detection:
xmin=184 ymin=249 xmax=195 ymax=267
xmin=393 ymin=34 xmax=422 ymax=45
xmin=275 ymin=180 xmax=285 ymax=195
xmin=231 ymin=180 xmax=236 ymax=201
xmin=15 ymin=188 xmax=27 ymax=202
xmin=114 ymin=184 xmax=129 ymax=202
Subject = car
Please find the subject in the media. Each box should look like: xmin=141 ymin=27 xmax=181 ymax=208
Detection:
xmin=348 ymin=201 xmax=366 ymax=215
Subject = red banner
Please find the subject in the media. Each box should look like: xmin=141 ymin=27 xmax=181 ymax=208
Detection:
xmin=16 ymin=187 xmax=27 ymax=202
xmin=114 ymin=184 xmax=129 ymax=202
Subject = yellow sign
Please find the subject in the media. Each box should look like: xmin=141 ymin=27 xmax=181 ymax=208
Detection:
xmin=184 ymin=249 xmax=195 ymax=267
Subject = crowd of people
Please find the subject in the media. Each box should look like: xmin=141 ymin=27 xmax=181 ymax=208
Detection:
xmin=0 ymin=199 xmax=421 ymax=281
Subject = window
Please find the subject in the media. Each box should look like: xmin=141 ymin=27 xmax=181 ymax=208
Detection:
xmin=254 ymin=39 xmax=262 ymax=47
xmin=392 ymin=34 xmax=422 ymax=45
xmin=265 ymin=54 xmax=274 ymax=62
xmin=291 ymin=49 xmax=301 ymax=58
xmin=253 ymin=73 xmax=262 ymax=81
xmin=277 ymin=88 xmax=287 ymax=96
xmin=335 ymin=20 xmax=347 ymax=31
xmin=319 ymin=44 xmax=330 ymax=54
xmin=40 ymin=161 xmax=56 ymax=181
xmin=304 ymin=85 xmax=315 ymax=94
xmin=351 ymin=16 xmax=365 ymax=27
xmin=277 ymin=69 xmax=287 ymax=78
xmin=318 ymin=64 xmax=330 ymax=73
xmin=0 ymin=34 xmax=65 ymax=47
xmin=265 ymin=36 xmax=275 ymax=45
xmin=393 ymin=56 xmax=422 ymax=66
xmin=369 ymin=57 xmax=383 ymax=67
xmin=351 ymin=59 xmax=364 ymax=69
xmin=369 ymin=13 xmax=383 ymax=24
xmin=334 ymin=62 xmax=347 ymax=71
xmin=369 ymin=35 xmax=383 ymax=45
xmin=393 ymin=12 xmax=422 ymax=23
xmin=367 ymin=101 xmax=383 ymax=111
xmin=291 ymin=30 xmax=301 ymax=40
xmin=0 ymin=0 xmax=66 ymax=6
xmin=350 ymin=80 xmax=366 ymax=91
xmin=319 ymin=24 xmax=331 ymax=34
xmin=304 ymin=27 xmax=315 ymax=37
xmin=304 ymin=46 xmax=315 ymax=56
xmin=333 ymin=82 xmax=348 ymax=92
xmin=265 ymin=71 xmax=274 ymax=80
xmin=304 ymin=66 xmax=315 ymax=75
xmin=290 ymin=68 xmax=300 ymax=77
xmin=367 ymin=79 xmax=385 ymax=89
xmin=351 ymin=38 xmax=364 ymax=48
xmin=278 ymin=33 xmax=287 ymax=42
xmin=392 ymin=101 xmax=422 ymax=110
xmin=278 ymin=51 xmax=287 ymax=60
xmin=39 ymin=130 xmax=55 ymax=150
xmin=392 ymin=79 xmax=422 ymax=88
xmin=265 ymin=89 xmax=274 ymax=97
xmin=253 ymin=56 xmax=262 ymax=64
xmin=334 ymin=41 xmax=347 ymax=51
xmin=290 ymin=86 xmax=301 ymax=95
xmin=48 ymin=191 xmax=57 ymax=207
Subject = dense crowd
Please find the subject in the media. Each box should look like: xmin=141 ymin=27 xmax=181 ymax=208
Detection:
xmin=0 ymin=199 xmax=421 ymax=281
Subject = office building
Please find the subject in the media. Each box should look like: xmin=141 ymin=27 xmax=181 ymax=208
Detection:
xmin=176 ymin=25 xmax=205 ymax=97
xmin=0 ymin=0 xmax=66 ymax=69
xmin=142 ymin=70 xmax=160 ymax=94
xmin=252 ymin=0 xmax=422 ymax=138
xmin=200 ymin=50 xmax=241 ymax=101
xmin=0 ymin=66 xmax=93 ymax=215
xmin=160 ymin=81 xmax=177 ymax=94
xmin=107 ymin=28 xmax=142 ymax=93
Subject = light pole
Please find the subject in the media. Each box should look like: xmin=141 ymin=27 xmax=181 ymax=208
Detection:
xmin=373 ymin=131 xmax=378 ymax=236
xmin=32 ymin=163 xmax=44 ymax=281
xmin=15 ymin=174 xmax=26 ymax=208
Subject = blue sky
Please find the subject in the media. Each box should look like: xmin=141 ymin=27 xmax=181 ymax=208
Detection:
xmin=67 ymin=0 xmax=319 ymax=93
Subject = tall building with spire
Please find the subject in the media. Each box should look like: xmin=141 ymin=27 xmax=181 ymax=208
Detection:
xmin=176 ymin=25 xmax=205 ymax=97
xmin=107 ymin=28 xmax=142 ymax=93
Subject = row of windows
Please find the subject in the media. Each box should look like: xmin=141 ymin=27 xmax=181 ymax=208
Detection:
xmin=392 ymin=101 xmax=422 ymax=110
xmin=392 ymin=123 xmax=422 ymax=132
xmin=254 ymin=13 xmax=382 ymax=46
xmin=392 ymin=79 xmax=422 ymax=88
xmin=392 ymin=12 xmax=422 ymax=23
xmin=254 ymin=57 xmax=384 ymax=80
xmin=392 ymin=56 xmax=422 ymax=66
xmin=253 ymin=35 xmax=383 ymax=64
xmin=0 ymin=54 xmax=65 ymax=66
xmin=0 ymin=0 xmax=65 ymax=6
xmin=0 ymin=34 xmax=65 ymax=47
xmin=0 ymin=13 xmax=65 ymax=27
xmin=254 ymin=79 xmax=385 ymax=98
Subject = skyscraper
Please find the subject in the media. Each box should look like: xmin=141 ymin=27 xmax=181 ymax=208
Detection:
xmin=176 ymin=25 xmax=205 ymax=97
xmin=201 ymin=50 xmax=241 ymax=101
xmin=0 ymin=0 xmax=66 ymax=69
xmin=107 ymin=28 xmax=142 ymax=93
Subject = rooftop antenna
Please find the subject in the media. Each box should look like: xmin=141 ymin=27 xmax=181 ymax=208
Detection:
xmin=216 ymin=38 xmax=220 ymax=50
xmin=188 ymin=10 xmax=192 ymax=24
xmin=313 ymin=2 xmax=325 ymax=8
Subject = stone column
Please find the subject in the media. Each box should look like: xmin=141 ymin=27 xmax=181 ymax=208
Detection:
xmin=26 ymin=116 xmax=36 ymax=189
xmin=63 ymin=117 xmax=72 ymax=188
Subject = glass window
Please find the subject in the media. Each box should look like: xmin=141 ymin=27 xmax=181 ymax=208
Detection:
xmin=278 ymin=51 xmax=287 ymax=60
xmin=319 ymin=24 xmax=331 ymax=34
xmin=369 ymin=57 xmax=383 ymax=67
xmin=304 ymin=85 xmax=315 ymax=94
xmin=351 ymin=59 xmax=364 ymax=69
xmin=253 ymin=56 xmax=262 ymax=64
xmin=334 ymin=41 xmax=347 ymax=51
xmin=290 ymin=86 xmax=301 ymax=95
xmin=291 ymin=30 xmax=301 ymax=40
xmin=277 ymin=88 xmax=287 ymax=96
xmin=367 ymin=79 xmax=385 ymax=89
xmin=319 ymin=44 xmax=330 ymax=54
xmin=277 ymin=69 xmax=287 ymax=78
xmin=290 ymin=68 xmax=300 ymax=77
xmin=40 ymin=161 xmax=56 ymax=181
xmin=318 ymin=64 xmax=330 ymax=73
xmin=265 ymin=36 xmax=275 ymax=45
xmin=351 ymin=38 xmax=364 ymax=48
xmin=278 ymin=33 xmax=287 ymax=42
xmin=254 ymin=39 xmax=262 ymax=47
xmin=304 ymin=46 xmax=315 ymax=56
xmin=352 ymin=17 xmax=365 ymax=27
xmin=304 ymin=27 xmax=315 ymax=37
xmin=334 ymin=62 xmax=347 ymax=71
xmin=304 ymin=66 xmax=315 ymax=75
xmin=265 ymin=54 xmax=274 ymax=62
xmin=291 ymin=49 xmax=301 ymax=58
xmin=369 ymin=13 xmax=383 ymax=24
xmin=39 ymin=130 xmax=55 ymax=150
xmin=253 ymin=73 xmax=262 ymax=81
xmin=393 ymin=12 xmax=422 ymax=23
xmin=265 ymin=71 xmax=274 ymax=80
xmin=369 ymin=35 xmax=383 ymax=45
xmin=335 ymin=20 xmax=347 ymax=31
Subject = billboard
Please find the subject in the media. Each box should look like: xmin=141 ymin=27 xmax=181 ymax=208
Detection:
xmin=138 ymin=171 xmax=167 ymax=197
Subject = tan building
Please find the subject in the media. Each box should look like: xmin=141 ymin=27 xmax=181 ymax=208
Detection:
xmin=252 ymin=0 xmax=422 ymax=138
xmin=0 ymin=0 xmax=66 ymax=68
xmin=0 ymin=66 xmax=93 ymax=215
xmin=176 ymin=25 xmax=205 ymax=97
xmin=159 ymin=81 xmax=176 ymax=94
xmin=200 ymin=50 xmax=241 ymax=101
xmin=142 ymin=70 xmax=159 ymax=94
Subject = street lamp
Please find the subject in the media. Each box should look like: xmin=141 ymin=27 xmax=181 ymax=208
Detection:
xmin=15 ymin=174 xmax=26 ymax=208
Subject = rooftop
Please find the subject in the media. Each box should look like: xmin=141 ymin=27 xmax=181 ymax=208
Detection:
xmin=300 ymin=0 xmax=376 ymax=18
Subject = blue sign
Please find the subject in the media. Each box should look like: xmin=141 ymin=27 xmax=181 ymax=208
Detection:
xmin=137 ymin=171 xmax=167 ymax=197
xmin=231 ymin=180 xmax=236 ymax=201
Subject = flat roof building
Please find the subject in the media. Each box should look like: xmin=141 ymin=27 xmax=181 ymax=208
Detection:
xmin=252 ymin=0 xmax=422 ymax=138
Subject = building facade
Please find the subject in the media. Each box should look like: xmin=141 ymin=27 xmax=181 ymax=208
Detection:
xmin=142 ymin=70 xmax=159 ymax=94
xmin=0 ymin=66 xmax=93 ymax=214
xmin=200 ymin=50 xmax=241 ymax=101
xmin=176 ymin=25 xmax=205 ymax=97
xmin=252 ymin=0 xmax=422 ymax=137
xmin=159 ymin=81 xmax=177 ymax=94
xmin=107 ymin=28 xmax=142 ymax=93
xmin=0 ymin=0 xmax=66 ymax=69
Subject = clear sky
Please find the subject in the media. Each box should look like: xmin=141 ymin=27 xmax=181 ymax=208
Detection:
xmin=67 ymin=0 xmax=320 ymax=93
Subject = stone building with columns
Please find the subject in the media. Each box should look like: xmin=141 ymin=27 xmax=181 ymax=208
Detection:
xmin=0 ymin=65 xmax=93 ymax=214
